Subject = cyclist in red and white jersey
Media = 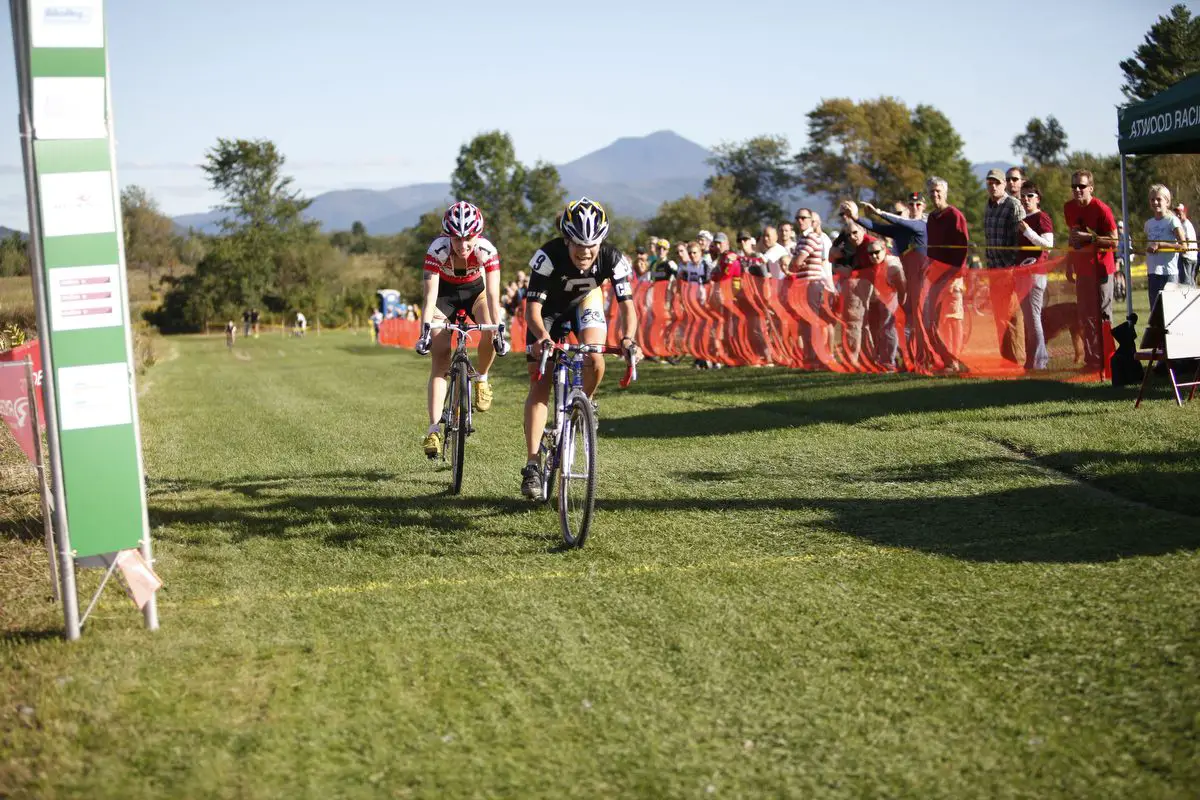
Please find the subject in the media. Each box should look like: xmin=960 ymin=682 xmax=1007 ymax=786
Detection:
xmin=415 ymin=201 xmax=509 ymax=457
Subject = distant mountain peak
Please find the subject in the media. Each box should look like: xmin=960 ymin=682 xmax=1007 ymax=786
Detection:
xmin=171 ymin=131 xmax=720 ymax=235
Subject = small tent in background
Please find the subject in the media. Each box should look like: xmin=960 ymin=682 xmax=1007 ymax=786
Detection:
xmin=376 ymin=289 xmax=402 ymax=319
xmin=1116 ymin=72 xmax=1200 ymax=315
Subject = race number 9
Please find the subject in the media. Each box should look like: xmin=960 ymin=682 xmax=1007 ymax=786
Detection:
xmin=530 ymin=250 xmax=554 ymax=276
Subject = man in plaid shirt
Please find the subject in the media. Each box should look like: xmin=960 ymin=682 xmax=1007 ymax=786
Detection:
xmin=982 ymin=168 xmax=1026 ymax=366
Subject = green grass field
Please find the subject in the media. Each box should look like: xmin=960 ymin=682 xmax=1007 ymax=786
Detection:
xmin=2 ymin=329 xmax=1199 ymax=798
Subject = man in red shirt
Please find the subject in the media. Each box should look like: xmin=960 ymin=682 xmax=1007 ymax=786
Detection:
xmin=710 ymin=232 xmax=742 ymax=287
xmin=923 ymin=176 xmax=970 ymax=370
xmin=1063 ymin=169 xmax=1118 ymax=370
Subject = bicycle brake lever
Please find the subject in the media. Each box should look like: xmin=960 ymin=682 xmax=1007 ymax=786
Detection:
xmin=536 ymin=343 xmax=553 ymax=381
xmin=619 ymin=356 xmax=637 ymax=389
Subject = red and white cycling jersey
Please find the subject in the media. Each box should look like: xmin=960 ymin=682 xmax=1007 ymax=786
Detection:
xmin=423 ymin=236 xmax=500 ymax=285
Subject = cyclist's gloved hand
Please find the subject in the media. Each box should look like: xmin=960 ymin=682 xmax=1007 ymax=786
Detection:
xmin=622 ymin=337 xmax=643 ymax=366
xmin=493 ymin=324 xmax=510 ymax=357
xmin=414 ymin=323 xmax=432 ymax=356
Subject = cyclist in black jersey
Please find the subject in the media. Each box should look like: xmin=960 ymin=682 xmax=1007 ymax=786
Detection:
xmin=520 ymin=197 xmax=641 ymax=499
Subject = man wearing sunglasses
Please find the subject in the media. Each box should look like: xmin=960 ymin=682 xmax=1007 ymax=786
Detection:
xmin=1063 ymin=170 xmax=1118 ymax=371
xmin=983 ymin=168 xmax=1027 ymax=367
xmin=1005 ymin=167 xmax=1025 ymax=198
xmin=862 ymin=239 xmax=907 ymax=370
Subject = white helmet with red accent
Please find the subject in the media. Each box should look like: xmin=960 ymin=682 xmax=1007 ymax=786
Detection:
xmin=442 ymin=201 xmax=485 ymax=238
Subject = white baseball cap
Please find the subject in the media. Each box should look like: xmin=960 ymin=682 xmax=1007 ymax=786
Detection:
xmin=697 ymin=230 xmax=713 ymax=242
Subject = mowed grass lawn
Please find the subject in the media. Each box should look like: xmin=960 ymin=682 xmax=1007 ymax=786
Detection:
xmin=2 ymin=329 xmax=1199 ymax=798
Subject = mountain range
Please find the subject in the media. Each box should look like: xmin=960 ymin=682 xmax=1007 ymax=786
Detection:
xmin=169 ymin=133 xmax=1015 ymax=236
xmin=172 ymin=130 xmax=729 ymax=235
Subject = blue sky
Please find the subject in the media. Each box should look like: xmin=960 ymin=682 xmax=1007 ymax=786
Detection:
xmin=0 ymin=0 xmax=1186 ymax=224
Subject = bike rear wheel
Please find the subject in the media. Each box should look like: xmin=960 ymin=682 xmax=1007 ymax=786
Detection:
xmin=448 ymin=367 xmax=469 ymax=494
xmin=558 ymin=394 xmax=597 ymax=547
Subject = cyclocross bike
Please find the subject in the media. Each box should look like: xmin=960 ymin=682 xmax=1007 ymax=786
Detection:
xmin=430 ymin=311 xmax=500 ymax=494
xmin=533 ymin=340 xmax=637 ymax=547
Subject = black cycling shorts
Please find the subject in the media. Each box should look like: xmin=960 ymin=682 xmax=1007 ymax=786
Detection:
xmin=524 ymin=305 xmax=607 ymax=362
xmin=435 ymin=278 xmax=484 ymax=321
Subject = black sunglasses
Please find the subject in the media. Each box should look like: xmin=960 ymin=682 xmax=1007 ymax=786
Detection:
xmin=1006 ymin=175 xmax=1022 ymax=181
xmin=867 ymin=248 xmax=886 ymax=255
xmin=795 ymin=215 xmax=811 ymax=221
xmin=1071 ymin=183 xmax=1091 ymax=190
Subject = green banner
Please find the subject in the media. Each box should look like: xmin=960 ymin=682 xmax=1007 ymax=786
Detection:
xmin=1117 ymin=73 xmax=1200 ymax=156
xmin=22 ymin=0 xmax=147 ymax=558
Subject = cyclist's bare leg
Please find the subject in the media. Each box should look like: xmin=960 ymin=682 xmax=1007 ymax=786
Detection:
xmin=427 ymin=328 xmax=452 ymax=428
xmin=471 ymin=293 xmax=496 ymax=376
xmin=579 ymin=325 xmax=606 ymax=399
xmin=524 ymin=364 xmax=552 ymax=461
xmin=577 ymin=288 xmax=607 ymax=399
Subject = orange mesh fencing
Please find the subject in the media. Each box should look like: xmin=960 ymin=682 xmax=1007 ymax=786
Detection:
xmin=386 ymin=248 xmax=1113 ymax=382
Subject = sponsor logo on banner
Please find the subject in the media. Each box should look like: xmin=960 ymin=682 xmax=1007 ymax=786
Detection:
xmin=44 ymin=6 xmax=93 ymax=24
xmin=1127 ymin=105 xmax=1200 ymax=139
xmin=0 ymin=367 xmax=38 ymax=464
xmin=30 ymin=0 xmax=104 ymax=48
xmin=0 ymin=341 xmax=44 ymax=427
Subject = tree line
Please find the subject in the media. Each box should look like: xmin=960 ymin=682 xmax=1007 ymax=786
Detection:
xmin=108 ymin=3 xmax=1197 ymax=332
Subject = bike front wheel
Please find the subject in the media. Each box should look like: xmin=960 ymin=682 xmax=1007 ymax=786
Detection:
xmin=558 ymin=394 xmax=597 ymax=547
xmin=448 ymin=367 xmax=469 ymax=494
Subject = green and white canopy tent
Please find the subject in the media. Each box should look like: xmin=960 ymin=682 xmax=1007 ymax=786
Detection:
xmin=1116 ymin=72 xmax=1200 ymax=315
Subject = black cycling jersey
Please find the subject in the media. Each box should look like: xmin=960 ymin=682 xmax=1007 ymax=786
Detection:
xmin=648 ymin=259 xmax=678 ymax=282
xmin=525 ymin=238 xmax=634 ymax=313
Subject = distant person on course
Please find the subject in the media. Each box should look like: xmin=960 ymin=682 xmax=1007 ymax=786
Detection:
xmin=519 ymin=197 xmax=641 ymax=500
xmin=415 ymin=201 xmax=509 ymax=458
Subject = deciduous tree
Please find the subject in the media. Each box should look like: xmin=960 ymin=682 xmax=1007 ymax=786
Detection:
xmin=1011 ymin=117 xmax=1069 ymax=167
xmin=705 ymin=135 xmax=796 ymax=229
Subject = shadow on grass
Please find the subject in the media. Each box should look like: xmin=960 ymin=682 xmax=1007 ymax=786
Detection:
xmin=148 ymin=471 xmax=559 ymax=554
xmin=143 ymin=450 xmax=1199 ymax=565
xmin=1 ymin=628 xmax=63 ymax=644
xmin=609 ymin=378 xmax=1123 ymax=438
xmin=597 ymin=481 xmax=1199 ymax=564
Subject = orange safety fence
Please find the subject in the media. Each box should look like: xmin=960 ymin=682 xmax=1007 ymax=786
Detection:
xmin=383 ymin=248 xmax=1114 ymax=381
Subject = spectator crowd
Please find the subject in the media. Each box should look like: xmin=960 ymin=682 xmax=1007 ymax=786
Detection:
xmin=593 ymin=166 xmax=1196 ymax=374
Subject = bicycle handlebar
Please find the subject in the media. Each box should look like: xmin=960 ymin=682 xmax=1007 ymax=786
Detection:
xmin=429 ymin=321 xmax=501 ymax=333
xmin=531 ymin=341 xmax=638 ymax=387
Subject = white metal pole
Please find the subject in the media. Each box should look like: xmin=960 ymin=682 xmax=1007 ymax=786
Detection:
xmin=9 ymin=0 xmax=80 ymax=640
xmin=26 ymin=356 xmax=58 ymax=602
xmin=1119 ymin=154 xmax=1134 ymax=319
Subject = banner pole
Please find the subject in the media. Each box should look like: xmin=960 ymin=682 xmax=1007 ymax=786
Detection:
xmin=9 ymin=0 xmax=79 ymax=640
xmin=25 ymin=356 xmax=58 ymax=603
xmin=1119 ymin=154 xmax=1134 ymax=319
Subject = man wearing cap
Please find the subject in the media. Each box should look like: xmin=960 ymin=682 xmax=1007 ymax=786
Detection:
xmin=1176 ymin=203 xmax=1197 ymax=286
xmin=737 ymin=231 xmax=766 ymax=278
xmin=696 ymin=230 xmax=715 ymax=271
xmin=710 ymin=232 xmax=741 ymax=285
xmin=983 ymin=167 xmax=1027 ymax=367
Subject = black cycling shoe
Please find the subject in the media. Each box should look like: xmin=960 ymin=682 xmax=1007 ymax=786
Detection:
xmin=520 ymin=464 xmax=541 ymax=500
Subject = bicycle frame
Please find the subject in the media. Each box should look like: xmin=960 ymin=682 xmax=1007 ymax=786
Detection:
xmin=539 ymin=342 xmax=634 ymax=438
xmin=429 ymin=315 xmax=499 ymax=466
